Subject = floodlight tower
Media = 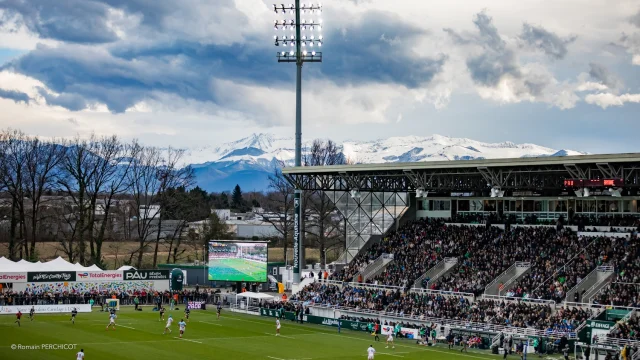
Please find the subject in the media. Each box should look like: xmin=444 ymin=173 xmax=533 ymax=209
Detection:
xmin=273 ymin=2 xmax=323 ymax=283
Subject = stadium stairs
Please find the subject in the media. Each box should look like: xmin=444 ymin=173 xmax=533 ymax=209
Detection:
xmin=565 ymin=265 xmax=615 ymax=305
xmin=359 ymin=253 xmax=395 ymax=281
xmin=412 ymin=257 xmax=458 ymax=289
xmin=483 ymin=261 xmax=532 ymax=296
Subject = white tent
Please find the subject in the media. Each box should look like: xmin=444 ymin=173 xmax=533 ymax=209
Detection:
xmin=235 ymin=292 xmax=274 ymax=309
xmin=0 ymin=256 xmax=102 ymax=272
xmin=117 ymin=265 xmax=135 ymax=271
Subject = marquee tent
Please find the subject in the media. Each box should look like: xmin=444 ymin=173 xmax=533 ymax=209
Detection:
xmin=235 ymin=291 xmax=274 ymax=309
xmin=0 ymin=256 xmax=102 ymax=272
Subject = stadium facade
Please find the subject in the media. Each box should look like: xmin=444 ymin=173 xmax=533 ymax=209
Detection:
xmin=283 ymin=153 xmax=640 ymax=263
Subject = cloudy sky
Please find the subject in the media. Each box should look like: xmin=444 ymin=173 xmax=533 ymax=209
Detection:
xmin=0 ymin=0 xmax=639 ymax=154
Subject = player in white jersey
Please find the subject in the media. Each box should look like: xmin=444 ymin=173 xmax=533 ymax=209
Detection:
xmin=178 ymin=319 xmax=186 ymax=338
xmin=276 ymin=319 xmax=281 ymax=336
xmin=76 ymin=349 xmax=85 ymax=360
xmin=367 ymin=345 xmax=376 ymax=360
xmin=163 ymin=315 xmax=174 ymax=334
xmin=106 ymin=313 xmax=116 ymax=330
xmin=385 ymin=333 xmax=394 ymax=349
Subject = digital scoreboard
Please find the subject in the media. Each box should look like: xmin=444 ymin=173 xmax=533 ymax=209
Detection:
xmin=563 ymin=179 xmax=624 ymax=188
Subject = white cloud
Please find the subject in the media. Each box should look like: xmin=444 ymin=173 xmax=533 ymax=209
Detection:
xmin=585 ymin=93 xmax=640 ymax=108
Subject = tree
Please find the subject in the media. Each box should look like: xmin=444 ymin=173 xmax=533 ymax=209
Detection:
xmin=231 ymin=184 xmax=244 ymax=211
xmin=303 ymin=139 xmax=346 ymax=266
xmin=0 ymin=130 xmax=28 ymax=260
xmin=23 ymin=135 xmax=66 ymax=260
xmin=127 ymin=143 xmax=193 ymax=268
xmin=262 ymin=165 xmax=294 ymax=264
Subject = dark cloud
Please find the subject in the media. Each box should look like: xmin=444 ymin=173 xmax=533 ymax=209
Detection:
xmin=0 ymin=88 xmax=31 ymax=103
xmin=519 ymin=23 xmax=576 ymax=60
xmin=0 ymin=0 xmax=119 ymax=44
xmin=37 ymin=87 xmax=88 ymax=111
xmin=321 ymin=11 xmax=447 ymax=88
xmin=631 ymin=10 xmax=640 ymax=28
xmin=588 ymin=63 xmax=623 ymax=90
xmin=450 ymin=11 xmax=521 ymax=87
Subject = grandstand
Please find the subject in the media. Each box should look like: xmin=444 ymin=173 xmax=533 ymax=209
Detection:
xmin=282 ymin=153 xmax=640 ymax=346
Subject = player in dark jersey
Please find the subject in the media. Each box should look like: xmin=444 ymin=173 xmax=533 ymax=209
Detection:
xmin=184 ymin=307 xmax=191 ymax=322
xmin=15 ymin=311 xmax=22 ymax=326
xmin=71 ymin=308 xmax=78 ymax=324
xmin=159 ymin=306 xmax=166 ymax=321
xmin=217 ymin=303 xmax=222 ymax=320
xmin=29 ymin=306 xmax=35 ymax=321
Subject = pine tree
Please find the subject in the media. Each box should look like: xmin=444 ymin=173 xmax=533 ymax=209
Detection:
xmin=231 ymin=184 xmax=244 ymax=210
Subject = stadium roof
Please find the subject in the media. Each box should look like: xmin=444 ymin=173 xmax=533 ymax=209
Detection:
xmin=281 ymin=153 xmax=640 ymax=192
xmin=282 ymin=153 xmax=640 ymax=175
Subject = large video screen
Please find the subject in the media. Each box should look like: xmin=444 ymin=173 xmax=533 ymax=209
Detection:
xmin=207 ymin=241 xmax=267 ymax=282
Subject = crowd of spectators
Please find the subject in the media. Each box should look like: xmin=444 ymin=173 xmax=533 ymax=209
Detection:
xmin=507 ymin=235 xmax=636 ymax=302
xmin=609 ymin=315 xmax=640 ymax=340
xmin=0 ymin=288 xmax=217 ymax=307
xmin=592 ymin=241 xmax=639 ymax=307
xmin=291 ymin=281 xmax=592 ymax=332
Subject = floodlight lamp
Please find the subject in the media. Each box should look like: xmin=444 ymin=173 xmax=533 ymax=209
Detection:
xmin=310 ymin=35 xmax=314 ymax=40
xmin=318 ymin=41 xmax=322 ymax=47
xmin=309 ymin=42 xmax=313 ymax=47
xmin=281 ymin=51 xmax=286 ymax=56
xmin=319 ymin=35 xmax=323 ymax=40
xmin=302 ymin=42 xmax=306 ymax=47
xmin=290 ymin=50 xmax=294 ymax=55
xmin=303 ymin=51 xmax=307 ymax=55
xmin=312 ymin=51 xmax=316 ymax=55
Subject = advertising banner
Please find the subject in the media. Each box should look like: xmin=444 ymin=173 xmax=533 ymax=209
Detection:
xmin=0 ymin=304 xmax=92 ymax=315
xmin=27 ymin=271 xmax=76 ymax=282
xmin=188 ymin=301 xmax=206 ymax=310
xmin=293 ymin=192 xmax=301 ymax=277
xmin=123 ymin=270 xmax=169 ymax=281
xmin=0 ymin=272 xmax=27 ymax=283
xmin=400 ymin=327 xmax=420 ymax=339
xmin=305 ymin=315 xmax=370 ymax=332
xmin=259 ymin=308 xmax=296 ymax=321
xmin=76 ymin=271 xmax=123 ymax=282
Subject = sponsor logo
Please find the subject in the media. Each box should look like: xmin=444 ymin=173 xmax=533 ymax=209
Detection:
xmin=77 ymin=272 xmax=89 ymax=278
xmin=293 ymin=195 xmax=300 ymax=272
xmin=321 ymin=318 xmax=340 ymax=326
xmin=124 ymin=270 xmax=169 ymax=281
xmin=0 ymin=273 xmax=27 ymax=281
xmin=28 ymin=272 xmax=75 ymax=282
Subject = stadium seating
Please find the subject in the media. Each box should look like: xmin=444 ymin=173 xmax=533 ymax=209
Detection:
xmin=608 ymin=314 xmax=640 ymax=341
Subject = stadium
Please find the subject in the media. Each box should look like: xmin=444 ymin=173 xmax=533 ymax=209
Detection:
xmin=0 ymin=1 xmax=639 ymax=360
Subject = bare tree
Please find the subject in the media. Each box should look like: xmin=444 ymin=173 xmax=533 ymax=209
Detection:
xmin=262 ymin=164 xmax=294 ymax=264
xmin=303 ymin=139 xmax=346 ymax=266
xmin=23 ymin=136 xmax=66 ymax=259
xmin=85 ymin=136 xmax=138 ymax=268
xmin=0 ymin=129 xmax=27 ymax=260
xmin=127 ymin=144 xmax=193 ymax=268
xmin=57 ymin=135 xmax=106 ymax=264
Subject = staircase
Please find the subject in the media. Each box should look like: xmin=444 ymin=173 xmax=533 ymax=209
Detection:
xmin=362 ymin=254 xmax=395 ymax=281
xmin=484 ymin=262 xmax=531 ymax=296
xmin=565 ymin=265 xmax=615 ymax=304
xmin=412 ymin=257 xmax=458 ymax=288
xmin=491 ymin=333 xmax=503 ymax=348
xmin=291 ymin=276 xmax=316 ymax=295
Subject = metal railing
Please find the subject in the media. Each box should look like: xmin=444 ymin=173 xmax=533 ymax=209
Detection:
xmin=481 ymin=294 xmax=556 ymax=306
xmin=362 ymin=253 xmax=394 ymax=280
xmin=409 ymin=287 xmax=475 ymax=299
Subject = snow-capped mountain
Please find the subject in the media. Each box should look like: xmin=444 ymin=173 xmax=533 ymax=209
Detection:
xmin=188 ymin=133 xmax=587 ymax=192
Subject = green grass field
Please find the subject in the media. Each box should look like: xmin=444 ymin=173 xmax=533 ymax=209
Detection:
xmin=208 ymin=257 xmax=267 ymax=282
xmin=0 ymin=306 xmax=510 ymax=360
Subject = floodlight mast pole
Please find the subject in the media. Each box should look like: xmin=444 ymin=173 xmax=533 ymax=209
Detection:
xmin=274 ymin=2 xmax=323 ymax=284
xmin=294 ymin=0 xmax=304 ymax=285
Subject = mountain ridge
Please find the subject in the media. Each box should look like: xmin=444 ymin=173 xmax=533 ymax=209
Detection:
xmin=187 ymin=133 xmax=588 ymax=192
